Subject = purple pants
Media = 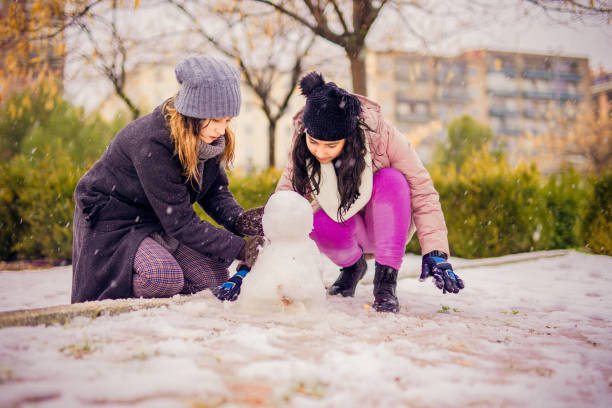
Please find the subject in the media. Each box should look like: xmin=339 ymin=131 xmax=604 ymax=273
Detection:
xmin=310 ymin=168 xmax=411 ymax=270
xmin=132 ymin=237 xmax=229 ymax=298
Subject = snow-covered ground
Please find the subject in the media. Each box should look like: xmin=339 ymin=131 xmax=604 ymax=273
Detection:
xmin=1 ymin=251 xmax=611 ymax=407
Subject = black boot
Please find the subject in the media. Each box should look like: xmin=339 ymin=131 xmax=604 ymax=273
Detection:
xmin=373 ymin=262 xmax=400 ymax=313
xmin=327 ymin=255 xmax=367 ymax=297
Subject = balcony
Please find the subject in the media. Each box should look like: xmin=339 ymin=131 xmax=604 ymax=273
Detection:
xmin=523 ymin=109 xmax=547 ymax=119
xmin=395 ymin=71 xmax=431 ymax=83
xmin=396 ymin=113 xmax=432 ymax=123
xmin=559 ymin=92 xmax=583 ymax=101
xmin=434 ymin=72 xmax=467 ymax=85
xmin=488 ymin=68 xmax=518 ymax=78
xmin=523 ymin=69 xmax=554 ymax=80
xmin=557 ymin=72 xmax=582 ymax=81
xmin=437 ymin=88 xmax=470 ymax=102
xmin=593 ymin=74 xmax=612 ymax=85
xmin=489 ymin=107 xmax=520 ymax=118
xmin=498 ymin=127 xmax=522 ymax=136
xmin=523 ymin=90 xmax=556 ymax=99
xmin=488 ymin=88 xmax=520 ymax=97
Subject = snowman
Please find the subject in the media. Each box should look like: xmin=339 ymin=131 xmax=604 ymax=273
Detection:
xmin=237 ymin=191 xmax=326 ymax=310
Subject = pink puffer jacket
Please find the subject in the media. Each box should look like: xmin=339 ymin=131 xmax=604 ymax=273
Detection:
xmin=276 ymin=95 xmax=450 ymax=256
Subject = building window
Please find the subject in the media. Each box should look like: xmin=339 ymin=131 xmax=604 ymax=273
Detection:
xmin=489 ymin=56 xmax=517 ymax=76
xmin=487 ymin=72 xmax=519 ymax=96
xmin=378 ymin=58 xmax=392 ymax=74
xmin=557 ymin=60 xmax=579 ymax=75
xmin=435 ymin=60 xmax=467 ymax=84
xmin=396 ymin=98 xmax=431 ymax=122
xmin=395 ymin=57 xmax=430 ymax=82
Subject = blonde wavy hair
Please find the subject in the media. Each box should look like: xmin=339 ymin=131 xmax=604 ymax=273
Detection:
xmin=162 ymin=96 xmax=235 ymax=188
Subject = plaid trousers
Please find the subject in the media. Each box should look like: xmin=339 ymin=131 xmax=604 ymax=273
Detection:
xmin=132 ymin=237 xmax=229 ymax=298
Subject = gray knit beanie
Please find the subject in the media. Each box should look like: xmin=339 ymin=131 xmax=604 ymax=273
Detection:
xmin=174 ymin=55 xmax=241 ymax=119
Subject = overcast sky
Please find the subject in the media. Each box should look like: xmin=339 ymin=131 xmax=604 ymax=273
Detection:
xmin=447 ymin=15 xmax=611 ymax=71
xmin=369 ymin=1 xmax=612 ymax=72
xmin=65 ymin=2 xmax=612 ymax=113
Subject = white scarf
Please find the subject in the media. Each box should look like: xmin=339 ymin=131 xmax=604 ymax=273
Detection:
xmin=311 ymin=141 xmax=373 ymax=222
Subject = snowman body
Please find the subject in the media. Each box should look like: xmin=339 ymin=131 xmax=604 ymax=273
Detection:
xmin=237 ymin=191 xmax=326 ymax=310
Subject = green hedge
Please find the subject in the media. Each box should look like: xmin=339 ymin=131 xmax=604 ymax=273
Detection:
xmin=2 ymin=157 xmax=609 ymax=262
xmin=8 ymin=146 xmax=84 ymax=260
xmin=1 ymin=93 xmax=610 ymax=262
xmin=192 ymin=168 xmax=281 ymax=224
xmin=406 ymin=151 xmax=597 ymax=258
xmin=581 ymin=172 xmax=612 ymax=256
xmin=0 ymin=88 xmax=122 ymax=261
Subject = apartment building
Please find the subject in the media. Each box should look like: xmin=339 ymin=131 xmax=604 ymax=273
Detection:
xmin=592 ymin=69 xmax=612 ymax=125
xmin=366 ymin=49 xmax=591 ymax=168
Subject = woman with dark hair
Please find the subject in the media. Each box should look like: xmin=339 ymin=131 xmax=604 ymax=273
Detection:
xmin=71 ymin=55 xmax=264 ymax=303
xmin=276 ymin=72 xmax=464 ymax=313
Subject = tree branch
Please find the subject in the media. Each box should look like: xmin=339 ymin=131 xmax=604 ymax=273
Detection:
xmin=524 ymin=0 xmax=612 ymax=17
xmin=329 ymin=0 xmax=350 ymax=34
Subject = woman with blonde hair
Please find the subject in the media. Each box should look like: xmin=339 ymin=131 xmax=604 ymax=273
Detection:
xmin=72 ymin=56 xmax=264 ymax=303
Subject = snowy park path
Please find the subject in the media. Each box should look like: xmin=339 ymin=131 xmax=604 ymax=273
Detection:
xmin=1 ymin=251 xmax=611 ymax=407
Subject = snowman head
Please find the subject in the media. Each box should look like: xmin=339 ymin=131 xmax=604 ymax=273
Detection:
xmin=263 ymin=191 xmax=313 ymax=242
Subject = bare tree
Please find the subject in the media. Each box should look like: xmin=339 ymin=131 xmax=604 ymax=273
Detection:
xmin=531 ymin=106 xmax=612 ymax=174
xmin=169 ymin=0 xmax=317 ymax=167
xmin=524 ymin=0 xmax=612 ymax=22
xmin=0 ymin=0 xmax=81 ymax=101
xmin=1 ymin=1 xmax=179 ymax=119
xmin=71 ymin=1 xmax=141 ymax=119
xmin=246 ymin=0 xmax=389 ymax=96
xmin=565 ymin=110 xmax=612 ymax=173
xmin=246 ymin=0 xmax=612 ymax=97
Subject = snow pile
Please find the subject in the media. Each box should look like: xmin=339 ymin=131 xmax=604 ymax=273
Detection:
xmin=1 ymin=251 xmax=612 ymax=407
xmin=237 ymin=191 xmax=326 ymax=311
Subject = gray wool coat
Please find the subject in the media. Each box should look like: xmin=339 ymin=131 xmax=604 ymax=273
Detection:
xmin=71 ymin=105 xmax=245 ymax=303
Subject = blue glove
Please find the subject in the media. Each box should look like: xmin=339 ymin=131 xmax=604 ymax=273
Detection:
xmin=214 ymin=265 xmax=250 ymax=301
xmin=420 ymin=251 xmax=464 ymax=294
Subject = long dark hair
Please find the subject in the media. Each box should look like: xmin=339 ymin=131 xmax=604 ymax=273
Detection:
xmin=291 ymin=119 xmax=370 ymax=222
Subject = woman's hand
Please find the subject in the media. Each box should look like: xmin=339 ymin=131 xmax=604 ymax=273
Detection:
xmin=234 ymin=207 xmax=264 ymax=236
xmin=214 ymin=264 xmax=250 ymax=302
xmin=420 ymin=251 xmax=464 ymax=294
xmin=237 ymin=235 xmax=267 ymax=268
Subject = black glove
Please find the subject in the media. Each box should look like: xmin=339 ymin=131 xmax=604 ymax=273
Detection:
xmin=214 ymin=265 xmax=250 ymax=302
xmin=237 ymin=235 xmax=266 ymax=268
xmin=233 ymin=207 xmax=264 ymax=237
xmin=420 ymin=250 xmax=464 ymax=294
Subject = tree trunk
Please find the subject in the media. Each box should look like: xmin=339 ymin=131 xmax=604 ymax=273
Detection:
xmin=113 ymin=83 xmax=140 ymax=120
xmin=348 ymin=49 xmax=367 ymax=96
xmin=268 ymin=120 xmax=277 ymax=168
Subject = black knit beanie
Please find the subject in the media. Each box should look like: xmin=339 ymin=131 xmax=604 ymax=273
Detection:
xmin=299 ymin=72 xmax=362 ymax=141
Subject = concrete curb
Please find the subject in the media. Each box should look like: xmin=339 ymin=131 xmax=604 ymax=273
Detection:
xmin=362 ymin=249 xmax=572 ymax=283
xmin=451 ymin=249 xmax=571 ymax=269
xmin=0 ymin=296 xmax=193 ymax=329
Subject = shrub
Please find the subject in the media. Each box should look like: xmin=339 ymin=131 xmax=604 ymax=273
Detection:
xmin=194 ymin=167 xmax=281 ymax=224
xmin=542 ymin=168 xmax=588 ymax=249
xmin=581 ymin=172 xmax=612 ymax=255
xmin=410 ymin=150 xmax=564 ymax=259
xmin=0 ymin=88 xmax=124 ymax=261
xmin=228 ymin=167 xmax=282 ymax=208
xmin=441 ymin=164 xmax=551 ymax=258
xmin=0 ymin=85 xmax=61 ymax=160
xmin=408 ymin=116 xmax=591 ymax=259
xmin=0 ymin=162 xmax=23 ymax=260
xmin=9 ymin=146 xmax=83 ymax=260
xmin=433 ymin=115 xmax=494 ymax=172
